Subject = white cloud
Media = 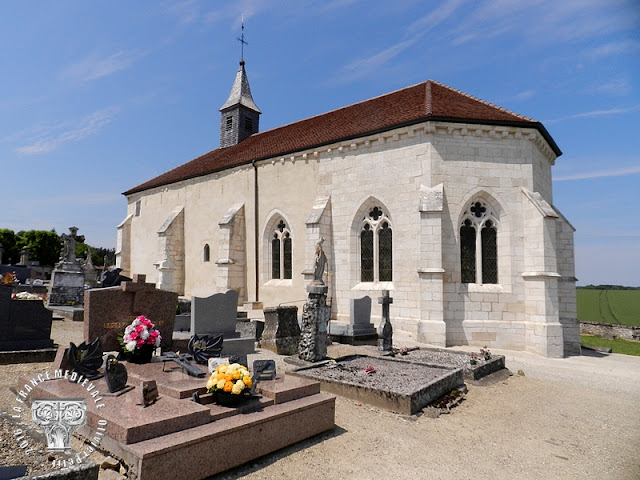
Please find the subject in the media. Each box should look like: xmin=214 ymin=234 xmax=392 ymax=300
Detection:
xmin=588 ymin=40 xmax=640 ymax=60
xmin=514 ymin=90 xmax=535 ymax=101
xmin=61 ymin=51 xmax=140 ymax=83
xmin=585 ymin=77 xmax=632 ymax=96
xmin=545 ymin=104 xmax=640 ymax=123
xmin=554 ymin=164 xmax=640 ymax=181
xmin=15 ymin=107 xmax=120 ymax=156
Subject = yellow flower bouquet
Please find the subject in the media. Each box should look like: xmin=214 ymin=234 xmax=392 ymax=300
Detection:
xmin=206 ymin=363 xmax=253 ymax=405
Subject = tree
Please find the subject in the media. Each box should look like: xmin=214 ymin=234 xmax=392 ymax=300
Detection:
xmin=16 ymin=230 xmax=61 ymax=266
xmin=0 ymin=229 xmax=19 ymax=265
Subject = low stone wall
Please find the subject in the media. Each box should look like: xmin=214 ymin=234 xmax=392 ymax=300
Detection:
xmin=580 ymin=322 xmax=640 ymax=342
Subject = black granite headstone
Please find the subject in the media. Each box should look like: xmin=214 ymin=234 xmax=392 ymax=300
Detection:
xmin=103 ymin=354 xmax=128 ymax=393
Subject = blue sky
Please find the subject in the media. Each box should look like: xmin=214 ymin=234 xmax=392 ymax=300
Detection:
xmin=0 ymin=1 xmax=638 ymax=286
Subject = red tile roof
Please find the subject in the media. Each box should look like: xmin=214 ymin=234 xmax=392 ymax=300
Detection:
xmin=124 ymin=80 xmax=560 ymax=195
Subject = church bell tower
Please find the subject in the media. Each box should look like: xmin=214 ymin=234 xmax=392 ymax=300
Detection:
xmin=219 ymin=23 xmax=261 ymax=148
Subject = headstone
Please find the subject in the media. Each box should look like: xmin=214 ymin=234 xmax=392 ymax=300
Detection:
xmin=140 ymin=380 xmax=159 ymax=407
xmin=84 ymin=274 xmax=178 ymax=352
xmin=298 ymin=240 xmax=330 ymax=362
xmin=191 ymin=290 xmax=239 ymax=336
xmin=328 ymin=296 xmax=377 ymax=345
xmin=0 ymin=286 xmax=55 ymax=351
xmin=48 ymin=227 xmax=85 ymax=306
xmin=104 ymin=354 xmax=128 ymax=393
xmin=83 ymin=248 xmax=98 ymax=288
xmin=188 ymin=334 xmax=223 ymax=364
xmin=378 ymin=290 xmax=393 ymax=351
xmin=261 ymin=306 xmax=300 ymax=355
xmin=67 ymin=339 xmax=103 ymax=379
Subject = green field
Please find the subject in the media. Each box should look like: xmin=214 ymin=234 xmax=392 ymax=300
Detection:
xmin=581 ymin=335 xmax=640 ymax=357
xmin=577 ymin=289 xmax=640 ymax=327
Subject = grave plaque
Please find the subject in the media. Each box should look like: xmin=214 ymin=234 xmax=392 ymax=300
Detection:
xmin=208 ymin=357 xmax=230 ymax=373
xmin=140 ymin=380 xmax=159 ymax=407
xmin=84 ymin=274 xmax=178 ymax=352
xmin=104 ymin=354 xmax=128 ymax=393
xmin=252 ymin=359 xmax=277 ymax=381
xmin=188 ymin=334 xmax=223 ymax=365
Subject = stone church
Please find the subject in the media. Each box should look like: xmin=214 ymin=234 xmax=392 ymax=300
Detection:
xmin=117 ymin=59 xmax=580 ymax=357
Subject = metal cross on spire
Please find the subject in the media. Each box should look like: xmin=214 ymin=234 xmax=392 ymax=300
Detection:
xmin=237 ymin=16 xmax=248 ymax=61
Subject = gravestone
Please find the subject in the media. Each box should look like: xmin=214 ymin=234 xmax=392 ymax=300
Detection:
xmin=84 ymin=274 xmax=178 ymax=352
xmin=261 ymin=306 xmax=300 ymax=355
xmin=0 ymin=286 xmax=55 ymax=353
xmin=328 ymin=296 xmax=377 ymax=345
xmin=191 ymin=290 xmax=239 ymax=337
xmin=48 ymin=226 xmax=85 ymax=306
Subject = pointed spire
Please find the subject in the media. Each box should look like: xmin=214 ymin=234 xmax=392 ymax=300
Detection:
xmin=219 ymin=61 xmax=261 ymax=113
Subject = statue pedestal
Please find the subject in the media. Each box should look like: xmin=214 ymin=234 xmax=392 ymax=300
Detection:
xmin=298 ymin=283 xmax=330 ymax=363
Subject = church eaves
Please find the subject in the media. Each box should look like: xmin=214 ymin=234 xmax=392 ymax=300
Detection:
xmin=124 ymin=80 xmax=561 ymax=196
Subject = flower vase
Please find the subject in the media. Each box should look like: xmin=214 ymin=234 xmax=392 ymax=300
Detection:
xmin=127 ymin=345 xmax=155 ymax=364
xmin=215 ymin=390 xmax=248 ymax=407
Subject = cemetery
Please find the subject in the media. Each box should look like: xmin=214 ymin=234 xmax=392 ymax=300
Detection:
xmin=0 ymin=230 xmax=638 ymax=479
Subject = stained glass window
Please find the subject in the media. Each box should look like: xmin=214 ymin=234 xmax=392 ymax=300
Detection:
xmin=359 ymin=206 xmax=392 ymax=282
xmin=271 ymin=234 xmax=280 ymax=279
xmin=271 ymin=220 xmax=292 ymax=280
xmin=460 ymin=220 xmax=476 ymax=283
xmin=460 ymin=200 xmax=498 ymax=285
xmin=481 ymin=221 xmax=497 ymax=284
xmin=360 ymin=225 xmax=374 ymax=282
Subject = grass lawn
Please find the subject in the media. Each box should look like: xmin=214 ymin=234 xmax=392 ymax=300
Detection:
xmin=581 ymin=335 xmax=640 ymax=357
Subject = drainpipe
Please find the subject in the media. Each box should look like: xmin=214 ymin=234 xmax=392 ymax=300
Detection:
xmin=252 ymin=160 xmax=259 ymax=303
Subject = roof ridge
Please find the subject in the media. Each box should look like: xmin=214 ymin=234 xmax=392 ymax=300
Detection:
xmin=429 ymin=80 xmax=534 ymax=122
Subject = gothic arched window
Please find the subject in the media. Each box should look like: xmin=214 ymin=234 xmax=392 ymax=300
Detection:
xmin=271 ymin=219 xmax=292 ymax=280
xmin=460 ymin=200 xmax=498 ymax=284
xmin=360 ymin=206 xmax=393 ymax=282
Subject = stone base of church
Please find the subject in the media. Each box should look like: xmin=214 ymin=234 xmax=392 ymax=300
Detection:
xmin=416 ymin=320 xmax=447 ymax=347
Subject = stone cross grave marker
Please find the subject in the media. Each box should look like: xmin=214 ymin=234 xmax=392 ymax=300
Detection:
xmin=378 ymin=290 xmax=393 ymax=351
xmin=84 ymin=274 xmax=178 ymax=352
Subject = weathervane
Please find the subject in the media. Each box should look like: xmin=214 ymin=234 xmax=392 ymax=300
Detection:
xmin=237 ymin=15 xmax=248 ymax=61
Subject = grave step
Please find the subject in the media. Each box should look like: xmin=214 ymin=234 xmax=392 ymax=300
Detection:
xmin=109 ymin=392 xmax=335 ymax=480
xmin=257 ymin=375 xmax=321 ymax=404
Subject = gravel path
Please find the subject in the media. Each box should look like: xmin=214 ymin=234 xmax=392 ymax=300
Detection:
xmin=1 ymin=320 xmax=639 ymax=480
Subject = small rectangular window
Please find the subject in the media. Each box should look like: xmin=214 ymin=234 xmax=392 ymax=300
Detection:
xmin=244 ymin=117 xmax=253 ymax=132
xmin=226 ymin=117 xmax=233 ymax=131
xmin=135 ymin=200 xmax=141 ymax=217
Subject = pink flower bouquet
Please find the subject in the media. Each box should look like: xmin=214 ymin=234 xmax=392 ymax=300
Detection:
xmin=121 ymin=315 xmax=162 ymax=353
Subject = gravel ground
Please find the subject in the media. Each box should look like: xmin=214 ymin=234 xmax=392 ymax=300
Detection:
xmin=1 ymin=319 xmax=639 ymax=480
